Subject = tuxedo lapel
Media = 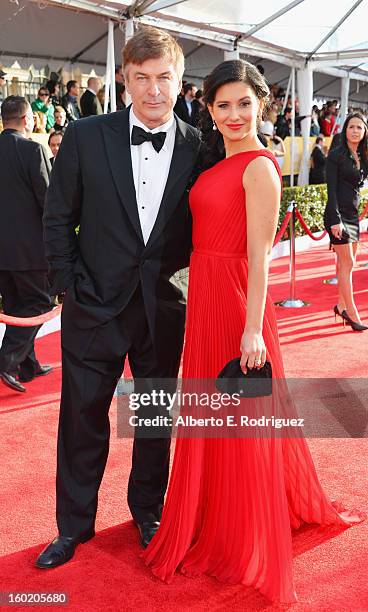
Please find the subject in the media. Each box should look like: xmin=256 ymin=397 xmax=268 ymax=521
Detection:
xmin=102 ymin=109 xmax=144 ymax=242
xmin=145 ymin=116 xmax=199 ymax=249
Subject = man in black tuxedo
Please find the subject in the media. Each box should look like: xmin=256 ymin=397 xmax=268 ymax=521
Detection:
xmin=0 ymin=97 xmax=53 ymax=392
xmin=174 ymin=82 xmax=198 ymax=125
xmin=37 ymin=26 xmax=201 ymax=568
xmin=80 ymin=77 xmax=103 ymax=117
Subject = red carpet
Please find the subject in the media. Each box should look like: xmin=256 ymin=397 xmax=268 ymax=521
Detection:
xmin=1 ymin=237 xmax=367 ymax=610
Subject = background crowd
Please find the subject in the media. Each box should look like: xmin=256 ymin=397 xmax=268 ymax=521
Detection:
xmin=1 ymin=64 xmax=367 ymax=185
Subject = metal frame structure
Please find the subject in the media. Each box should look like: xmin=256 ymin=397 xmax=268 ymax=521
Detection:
xmin=21 ymin=0 xmax=368 ymax=84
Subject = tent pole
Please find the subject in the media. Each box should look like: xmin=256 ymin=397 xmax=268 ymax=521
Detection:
xmin=224 ymin=35 xmax=240 ymax=60
xmin=282 ymin=70 xmax=292 ymax=114
xmin=290 ymin=67 xmax=295 ymax=187
xmin=124 ymin=19 xmax=134 ymax=106
xmin=104 ymin=20 xmax=116 ymax=114
xmin=224 ymin=49 xmax=240 ymax=60
xmin=339 ymin=76 xmax=350 ymax=125
xmin=297 ymin=65 xmax=313 ymax=185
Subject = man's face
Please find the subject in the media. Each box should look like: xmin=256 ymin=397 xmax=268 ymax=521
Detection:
xmin=49 ymin=134 xmax=63 ymax=157
xmin=187 ymin=86 xmax=197 ymax=101
xmin=89 ymin=78 xmax=101 ymax=93
xmin=70 ymin=83 xmax=80 ymax=97
xmin=125 ymin=56 xmax=181 ymax=129
xmin=116 ymin=70 xmax=124 ymax=84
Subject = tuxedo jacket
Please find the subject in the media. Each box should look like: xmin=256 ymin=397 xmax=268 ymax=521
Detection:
xmin=0 ymin=129 xmax=50 ymax=270
xmin=80 ymin=89 xmax=103 ymax=117
xmin=174 ymin=97 xmax=195 ymax=126
xmin=43 ymin=108 xmax=201 ymax=351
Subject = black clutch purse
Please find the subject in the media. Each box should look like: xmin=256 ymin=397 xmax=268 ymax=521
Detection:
xmin=216 ymin=358 xmax=272 ymax=397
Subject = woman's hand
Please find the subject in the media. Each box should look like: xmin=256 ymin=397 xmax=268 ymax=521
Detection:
xmin=330 ymin=223 xmax=344 ymax=240
xmin=240 ymin=329 xmax=266 ymax=371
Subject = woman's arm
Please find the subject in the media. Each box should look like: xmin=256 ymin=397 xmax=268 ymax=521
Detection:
xmin=240 ymin=156 xmax=281 ymax=370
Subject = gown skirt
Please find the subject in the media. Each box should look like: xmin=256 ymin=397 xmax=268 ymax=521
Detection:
xmin=142 ymin=149 xmax=363 ymax=604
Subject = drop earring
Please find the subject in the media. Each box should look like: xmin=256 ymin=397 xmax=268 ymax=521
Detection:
xmin=212 ymin=120 xmax=217 ymax=131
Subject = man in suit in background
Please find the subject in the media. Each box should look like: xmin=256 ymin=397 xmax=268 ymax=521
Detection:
xmin=0 ymin=69 xmax=6 ymax=108
xmin=115 ymin=66 xmax=126 ymax=111
xmin=37 ymin=25 xmax=201 ymax=569
xmin=0 ymin=96 xmax=53 ymax=393
xmin=80 ymin=77 xmax=103 ymax=117
xmin=61 ymin=80 xmax=81 ymax=122
xmin=174 ymin=82 xmax=197 ymax=125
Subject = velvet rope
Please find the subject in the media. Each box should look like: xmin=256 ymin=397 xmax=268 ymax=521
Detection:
xmin=358 ymin=200 xmax=368 ymax=222
xmin=0 ymin=305 xmax=62 ymax=327
xmin=273 ymin=210 xmax=293 ymax=246
xmin=1 ymin=202 xmax=367 ymax=328
xmin=294 ymin=208 xmax=328 ymax=241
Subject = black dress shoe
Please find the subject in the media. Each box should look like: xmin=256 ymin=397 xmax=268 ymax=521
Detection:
xmin=19 ymin=365 xmax=53 ymax=383
xmin=35 ymin=532 xmax=94 ymax=569
xmin=0 ymin=371 xmax=26 ymax=393
xmin=135 ymin=521 xmax=160 ymax=548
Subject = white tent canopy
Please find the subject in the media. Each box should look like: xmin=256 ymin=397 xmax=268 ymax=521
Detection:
xmin=1 ymin=0 xmax=368 ymax=102
xmin=1 ymin=0 xmax=368 ymax=184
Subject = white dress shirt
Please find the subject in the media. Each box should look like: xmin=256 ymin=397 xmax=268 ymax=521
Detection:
xmin=130 ymin=107 xmax=176 ymax=245
xmin=185 ymin=98 xmax=192 ymax=117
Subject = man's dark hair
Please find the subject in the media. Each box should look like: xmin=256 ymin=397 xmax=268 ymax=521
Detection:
xmin=48 ymin=130 xmax=64 ymax=145
xmin=284 ymin=106 xmax=292 ymax=115
xmin=1 ymin=95 xmax=29 ymax=124
xmin=183 ymin=82 xmax=196 ymax=95
xmin=66 ymin=80 xmax=78 ymax=93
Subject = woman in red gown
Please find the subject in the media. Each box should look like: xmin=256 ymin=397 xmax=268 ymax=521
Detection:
xmin=142 ymin=60 xmax=363 ymax=604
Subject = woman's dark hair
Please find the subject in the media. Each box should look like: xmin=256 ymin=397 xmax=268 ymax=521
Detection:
xmin=316 ymin=136 xmax=324 ymax=145
xmin=198 ymin=59 xmax=270 ymax=171
xmin=46 ymin=79 xmax=59 ymax=95
xmin=340 ymin=111 xmax=368 ymax=168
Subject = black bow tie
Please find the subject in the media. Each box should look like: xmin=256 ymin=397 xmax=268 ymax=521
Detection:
xmin=131 ymin=125 xmax=166 ymax=153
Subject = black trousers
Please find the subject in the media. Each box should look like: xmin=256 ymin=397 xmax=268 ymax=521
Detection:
xmin=57 ymin=287 xmax=184 ymax=538
xmin=0 ymin=270 xmax=51 ymax=378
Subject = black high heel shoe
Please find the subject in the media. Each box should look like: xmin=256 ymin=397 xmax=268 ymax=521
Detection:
xmin=341 ymin=310 xmax=368 ymax=332
xmin=333 ymin=305 xmax=345 ymax=326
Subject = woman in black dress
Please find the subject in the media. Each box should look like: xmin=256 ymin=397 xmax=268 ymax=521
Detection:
xmin=324 ymin=112 xmax=368 ymax=331
xmin=309 ymin=135 xmax=327 ymax=184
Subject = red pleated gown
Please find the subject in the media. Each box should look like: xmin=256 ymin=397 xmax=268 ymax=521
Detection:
xmin=142 ymin=149 xmax=363 ymax=603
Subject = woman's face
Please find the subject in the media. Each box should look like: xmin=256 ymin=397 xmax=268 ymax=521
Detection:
xmin=208 ymin=81 xmax=262 ymax=144
xmin=346 ymin=117 xmax=366 ymax=146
